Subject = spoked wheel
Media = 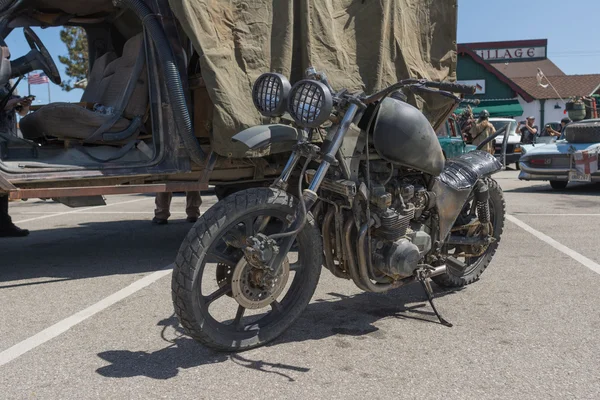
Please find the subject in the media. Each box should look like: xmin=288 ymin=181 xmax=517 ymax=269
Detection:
xmin=433 ymin=178 xmax=505 ymax=287
xmin=172 ymin=188 xmax=322 ymax=351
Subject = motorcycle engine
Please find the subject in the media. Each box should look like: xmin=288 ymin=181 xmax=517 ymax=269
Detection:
xmin=369 ymin=173 xmax=436 ymax=279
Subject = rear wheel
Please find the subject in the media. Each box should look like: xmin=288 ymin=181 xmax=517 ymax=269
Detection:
xmin=550 ymin=180 xmax=568 ymax=190
xmin=433 ymin=178 xmax=505 ymax=287
xmin=172 ymin=188 xmax=322 ymax=351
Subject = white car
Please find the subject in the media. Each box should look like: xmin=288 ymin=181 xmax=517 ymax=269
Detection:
xmin=489 ymin=118 xmax=522 ymax=168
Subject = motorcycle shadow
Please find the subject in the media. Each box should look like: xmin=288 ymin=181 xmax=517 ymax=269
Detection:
xmin=282 ymin=283 xmax=461 ymax=343
xmin=96 ymin=314 xmax=311 ymax=381
xmin=95 ymin=284 xmax=460 ymax=381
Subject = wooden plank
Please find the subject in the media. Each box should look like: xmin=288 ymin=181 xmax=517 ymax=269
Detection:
xmin=7 ymin=182 xmax=209 ymax=200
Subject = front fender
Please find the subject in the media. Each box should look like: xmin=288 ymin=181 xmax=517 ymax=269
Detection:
xmin=433 ymin=151 xmax=502 ymax=240
xmin=231 ymin=124 xmax=299 ymax=151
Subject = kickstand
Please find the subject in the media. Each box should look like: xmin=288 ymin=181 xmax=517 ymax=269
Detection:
xmin=418 ymin=274 xmax=453 ymax=327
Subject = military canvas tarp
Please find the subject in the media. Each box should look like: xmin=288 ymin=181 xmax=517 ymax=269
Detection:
xmin=170 ymin=0 xmax=458 ymax=157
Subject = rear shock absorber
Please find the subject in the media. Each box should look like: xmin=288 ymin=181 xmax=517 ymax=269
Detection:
xmin=475 ymin=180 xmax=490 ymax=224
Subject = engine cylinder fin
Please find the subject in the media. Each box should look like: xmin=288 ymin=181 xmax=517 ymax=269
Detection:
xmin=376 ymin=206 xmax=414 ymax=241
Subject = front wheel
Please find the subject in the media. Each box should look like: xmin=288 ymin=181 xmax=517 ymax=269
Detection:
xmin=433 ymin=178 xmax=505 ymax=288
xmin=550 ymin=180 xmax=568 ymax=190
xmin=172 ymin=188 xmax=322 ymax=351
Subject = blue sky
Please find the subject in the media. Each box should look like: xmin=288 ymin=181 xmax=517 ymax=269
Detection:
xmin=458 ymin=0 xmax=600 ymax=74
xmin=6 ymin=26 xmax=83 ymax=104
xmin=5 ymin=0 xmax=600 ymax=104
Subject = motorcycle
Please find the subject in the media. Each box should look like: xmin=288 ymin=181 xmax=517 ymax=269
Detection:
xmin=172 ymin=68 xmax=505 ymax=351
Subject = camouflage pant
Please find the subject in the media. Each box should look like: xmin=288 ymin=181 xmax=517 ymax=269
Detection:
xmin=154 ymin=192 xmax=202 ymax=220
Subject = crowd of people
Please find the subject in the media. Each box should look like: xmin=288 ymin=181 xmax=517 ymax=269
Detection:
xmin=460 ymin=107 xmax=573 ymax=152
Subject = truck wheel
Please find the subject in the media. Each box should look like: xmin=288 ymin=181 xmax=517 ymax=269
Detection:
xmin=172 ymin=188 xmax=322 ymax=351
xmin=564 ymin=119 xmax=600 ymax=143
xmin=550 ymin=181 xmax=568 ymax=190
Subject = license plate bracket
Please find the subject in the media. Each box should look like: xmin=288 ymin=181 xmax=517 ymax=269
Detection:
xmin=569 ymin=170 xmax=592 ymax=182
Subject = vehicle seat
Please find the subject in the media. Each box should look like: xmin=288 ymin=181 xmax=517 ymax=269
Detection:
xmin=80 ymin=51 xmax=117 ymax=104
xmin=20 ymin=34 xmax=148 ymax=141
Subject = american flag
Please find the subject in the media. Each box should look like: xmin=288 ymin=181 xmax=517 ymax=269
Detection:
xmin=28 ymin=72 xmax=49 ymax=85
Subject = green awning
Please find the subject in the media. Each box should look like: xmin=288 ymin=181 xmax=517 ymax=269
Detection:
xmin=455 ymin=99 xmax=524 ymax=118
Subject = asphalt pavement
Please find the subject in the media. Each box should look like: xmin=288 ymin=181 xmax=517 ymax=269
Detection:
xmin=1 ymin=171 xmax=599 ymax=399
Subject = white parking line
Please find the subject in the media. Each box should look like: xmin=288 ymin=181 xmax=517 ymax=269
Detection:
xmin=0 ymin=266 xmax=173 ymax=368
xmin=507 ymin=214 xmax=600 ymax=275
xmin=512 ymin=214 xmax=600 ymax=216
xmin=13 ymin=198 xmax=152 ymax=224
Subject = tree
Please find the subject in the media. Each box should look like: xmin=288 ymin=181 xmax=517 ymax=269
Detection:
xmin=58 ymin=27 xmax=88 ymax=92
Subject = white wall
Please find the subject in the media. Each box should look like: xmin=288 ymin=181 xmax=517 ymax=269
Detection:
xmin=544 ymin=100 xmax=567 ymax=124
xmin=517 ymin=96 xmax=540 ymax=121
xmin=517 ymin=96 xmax=566 ymax=125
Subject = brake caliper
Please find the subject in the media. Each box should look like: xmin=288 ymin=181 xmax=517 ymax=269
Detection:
xmin=243 ymin=233 xmax=280 ymax=270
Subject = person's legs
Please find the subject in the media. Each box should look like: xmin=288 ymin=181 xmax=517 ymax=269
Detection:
xmin=0 ymin=194 xmax=11 ymax=225
xmin=153 ymin=192 xmax=173 ymax=224
xmin=185 ymin=191 xmax=202 ymax=223
xmin=0 ymin=195 xmax=29 ymax=237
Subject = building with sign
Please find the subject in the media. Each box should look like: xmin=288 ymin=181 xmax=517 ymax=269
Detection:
xmin=456 ymin=39 xmax=600 ymax=127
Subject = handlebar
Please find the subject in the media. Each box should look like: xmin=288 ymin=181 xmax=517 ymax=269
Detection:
xmin=459 ymin=98 xmax=481 ymax=106
xmin=304 ymin=66 xmax=477 ymax=107
xmin=422 ymin=81 xmax=477 ymax=95
xmin=361 ymin=79 xmax=476 ymax=105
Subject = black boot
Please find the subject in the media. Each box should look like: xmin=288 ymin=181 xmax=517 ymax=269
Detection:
xmin=0 ymin=196 xmax=29 ymax=237
xmin=0 ymin=223 xmax=30 ymax=237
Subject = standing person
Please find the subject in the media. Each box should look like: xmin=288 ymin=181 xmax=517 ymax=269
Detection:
xmin=0 ymin=80 xmax=32 ymax=136
xmin=152 ymin=191 xmax=202 ymax=225
xmin=0 ymin=195 xmax=29 ymax=237
xmin=0 ymin=80 xmax=31 ymax=237
xmin=543 ymin=124 xmax=561 ymax=138
xmin=469 ymin=110 xmax=496 ymax=154
xmin=550 ymin=117 xmax=572 ymax=139
xmin=516 ymin=116 xmax=538 ymax=144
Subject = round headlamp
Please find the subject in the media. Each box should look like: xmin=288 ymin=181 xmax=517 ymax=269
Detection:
xmin=252 ymin=73 xmax=291 ymax=117
xmin=287 ymin=80 xmax=333 ymax=128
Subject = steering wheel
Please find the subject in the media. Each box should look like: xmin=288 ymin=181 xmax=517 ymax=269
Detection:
xmin=23 ymin=27 xmax=61 ymax=85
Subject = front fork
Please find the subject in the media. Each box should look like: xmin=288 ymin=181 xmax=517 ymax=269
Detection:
xmin=267 ymin=103 xmax=360 ymax=273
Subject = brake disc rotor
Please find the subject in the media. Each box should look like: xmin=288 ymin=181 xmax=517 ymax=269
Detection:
xmin=231 ymin=258 xmax=290 ymax=309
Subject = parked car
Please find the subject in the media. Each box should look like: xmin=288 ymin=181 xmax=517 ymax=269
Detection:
xmin=489 ymin=118 xmax=522 ymax=169
xmin=519 ymin=119 xmax=600 ymax=189
xmin=435 ymin=117 xmax=476 ymax=159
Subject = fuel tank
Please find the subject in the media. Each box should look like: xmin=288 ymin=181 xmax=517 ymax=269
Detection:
xmin=371 ymin=97 xmax=445 ymax=177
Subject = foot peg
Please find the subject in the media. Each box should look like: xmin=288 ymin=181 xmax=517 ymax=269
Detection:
xmin=417 ymin=271 xmax=453 ymax=327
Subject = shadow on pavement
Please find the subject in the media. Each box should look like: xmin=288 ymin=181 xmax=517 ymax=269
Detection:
xmin=504 ymin=182 xmax=600 ymax=196
xmin=0 ymin=219 xmax=193 ymax=287
xmin=96 ymin=285 xmax=459 ymax=381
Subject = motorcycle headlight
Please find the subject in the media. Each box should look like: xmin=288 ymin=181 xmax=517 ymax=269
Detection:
xmin=252 ymin=73 xmax=291 ymax=117
xmin=287 ymin=80 xmax=333 ymax=128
